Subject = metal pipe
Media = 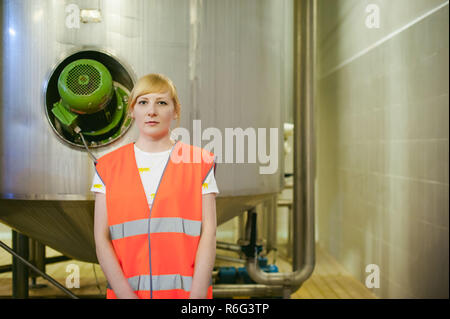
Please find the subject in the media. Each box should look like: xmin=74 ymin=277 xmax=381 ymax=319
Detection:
xmin=245 ymin=0 xmax=316 ymax=296
xmin=258 ymin=199 xmax=275 ymax=256
xmin=0 ymin=239 xmax=79 ymax=299
xmin=238 ymin=214 xmax=246 ymax=243
xmin=266 ymin=195 xmax=277 ymax=253
xmin=213 ymin=284 xmax=285 ymax=298
xmin=216 ymin=241 xmax=242 ymax=253
xmin=216 ymin=255 xmax=246 ymax=264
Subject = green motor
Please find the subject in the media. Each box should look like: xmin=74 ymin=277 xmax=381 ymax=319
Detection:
xmin=47 ymin=50 xmax=134 ymax=148
xmin=58 ymin=59 xmax=114 ymax=114
xmin=51 ymin=58 xmax=129 ymax=145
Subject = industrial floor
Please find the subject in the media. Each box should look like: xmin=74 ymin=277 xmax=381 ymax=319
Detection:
xmin=0 ymin=238 xmax=377 ymax=299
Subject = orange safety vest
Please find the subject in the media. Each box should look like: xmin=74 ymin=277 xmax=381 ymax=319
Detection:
xmin=94 ymin=140 xmax=216 ymax=299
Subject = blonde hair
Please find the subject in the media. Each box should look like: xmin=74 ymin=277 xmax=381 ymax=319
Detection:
xmin=127 ymin=73 xmax=181 ymax=128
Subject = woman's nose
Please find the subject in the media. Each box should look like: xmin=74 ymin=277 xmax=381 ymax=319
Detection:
xmin=147 ymin=101 xmax=157 ymax=115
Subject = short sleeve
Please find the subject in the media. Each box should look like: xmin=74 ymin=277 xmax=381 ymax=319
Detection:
xmin=202 ymin=167 xmax=219 ymax=195
xmin=90 ymin=169 xmax=106 ymax=194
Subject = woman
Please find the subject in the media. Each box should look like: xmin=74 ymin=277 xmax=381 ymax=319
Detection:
xmin=91 ymin=73 xmax=218 ymax=299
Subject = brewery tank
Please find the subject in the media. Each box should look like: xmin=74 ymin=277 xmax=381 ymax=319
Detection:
xmin=0 ymin=0 xmax=292 ymax=263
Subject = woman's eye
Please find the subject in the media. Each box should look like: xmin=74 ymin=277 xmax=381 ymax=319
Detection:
xmin=158 ymin=101 xmax=167 ymax=105
xmin=138 ymin=100 xmax=147 ymax=105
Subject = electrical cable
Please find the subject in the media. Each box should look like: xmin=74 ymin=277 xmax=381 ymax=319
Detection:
xmin=77 ymin=126 xmax=104 ymax=296
xmin=75 ymin=126 xmax=98 ymax=164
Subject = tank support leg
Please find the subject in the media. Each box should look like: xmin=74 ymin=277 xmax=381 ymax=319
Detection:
xmin=30 ymin=239 xmax=47 ymax=289
xmin=12 ymin=230 xmax=29 ymax=298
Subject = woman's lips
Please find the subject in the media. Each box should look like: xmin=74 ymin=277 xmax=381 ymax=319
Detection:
xmin=145 ymin=121 xmax=159 ymax=126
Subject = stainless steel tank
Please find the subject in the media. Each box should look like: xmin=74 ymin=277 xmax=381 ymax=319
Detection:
xmin=0 ymin=0 xmax=291 ymax=263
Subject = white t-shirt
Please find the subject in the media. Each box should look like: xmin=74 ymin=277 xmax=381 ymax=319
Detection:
xmin=90 ymin=144 xmax=219 ymax=210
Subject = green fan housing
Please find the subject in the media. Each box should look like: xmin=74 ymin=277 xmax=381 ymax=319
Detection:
xmin=57 ymin=59 xmax=114 ymax=115
xmin=51 ymin=58 xmax=131 ymax=144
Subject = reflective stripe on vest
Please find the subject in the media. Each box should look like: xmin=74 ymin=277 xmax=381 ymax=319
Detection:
xmin=106 ymin=275 xmax=213 ymax=291
xmin=109 ymin=217 xmax=202 ymax=240
xmin=107 ymin=274 xmax=192 ymax=292
xmin=95 ymin=140 xmax=216 ymax=299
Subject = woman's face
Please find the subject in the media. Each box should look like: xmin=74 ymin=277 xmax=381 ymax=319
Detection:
xmin=131 ymin=91 xmax=177 ymax=139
